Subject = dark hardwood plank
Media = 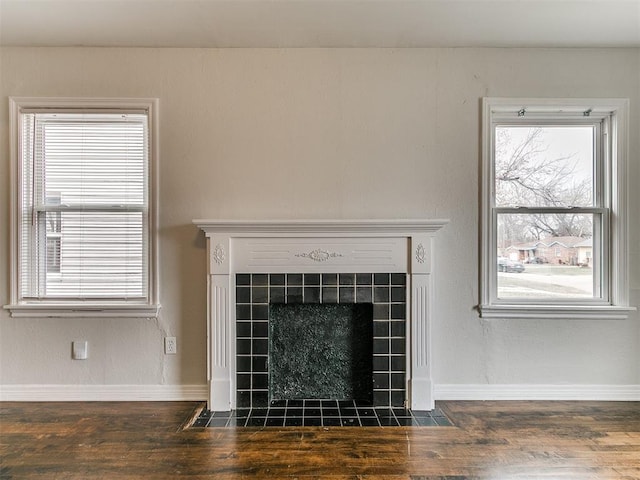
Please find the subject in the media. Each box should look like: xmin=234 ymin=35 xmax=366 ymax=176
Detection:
xmin=1 ymin=401 xmax=639 ymax=478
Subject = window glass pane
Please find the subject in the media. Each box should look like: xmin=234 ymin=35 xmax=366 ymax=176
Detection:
xmin=495 ymin=126 xmax=594 ymax=208
xmin=39 ymin=115 xmax=146 ymax=207
xmin=39 ymin=211 xmax=145 ymax=298
xmin=497 ymin=213 xmax=595 ymax=299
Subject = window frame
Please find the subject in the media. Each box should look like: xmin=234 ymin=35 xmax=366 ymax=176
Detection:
xmin=5 ymin=97 xmax=160 ymax=318
xmin=480 ymin=98 xmax=634 ymax=320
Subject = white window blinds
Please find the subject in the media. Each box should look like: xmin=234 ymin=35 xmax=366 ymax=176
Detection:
xmin=19 ymin=111 xmax=149 ymax=300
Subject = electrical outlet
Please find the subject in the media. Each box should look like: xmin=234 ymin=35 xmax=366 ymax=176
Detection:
xmin=164 ymin=336 xmax=177 ymax=355
xmin=72 ymin=340 xmax=88 ymax=360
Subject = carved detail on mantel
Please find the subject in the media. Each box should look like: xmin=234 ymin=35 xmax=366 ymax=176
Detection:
xmin=295 ymin=249 xmax=343 ymax=262
xmin=416 ymin=243 xmax=426 ymax=264
xmin=212 ymin=244 xmax=226 ymax=265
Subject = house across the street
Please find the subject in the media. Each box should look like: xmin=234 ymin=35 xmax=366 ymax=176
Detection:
xmin=504 ymin=236 xmax=593 ymax=266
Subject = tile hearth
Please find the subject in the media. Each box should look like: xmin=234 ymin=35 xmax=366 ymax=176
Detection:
xmin=192 ymin=400 xmax=454 ymax=428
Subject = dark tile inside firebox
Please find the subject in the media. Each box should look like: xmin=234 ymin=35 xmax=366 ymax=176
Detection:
xmin=192 ymin=402 xmax=454 ymax=429
xmin=269 ymin=303 xmax=373 ymax=401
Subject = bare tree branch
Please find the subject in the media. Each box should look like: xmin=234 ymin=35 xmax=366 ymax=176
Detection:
xmin=495 ymin=127 xmax=592 ymax=242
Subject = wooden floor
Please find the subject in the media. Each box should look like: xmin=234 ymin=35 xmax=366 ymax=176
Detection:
xmin=1 ymin=401 xmax=639 ymax=479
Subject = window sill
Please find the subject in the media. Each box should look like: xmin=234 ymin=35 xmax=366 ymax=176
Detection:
xmin=479 ymin=304 xmax=636 ymax=320
xmin=3 ymin=303 xmax=161 ymax=318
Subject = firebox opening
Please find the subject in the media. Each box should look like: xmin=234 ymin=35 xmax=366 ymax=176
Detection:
xmin=269 ymin=303 xmax=373 ymax=403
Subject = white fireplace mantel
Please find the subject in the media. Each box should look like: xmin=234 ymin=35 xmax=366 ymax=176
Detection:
xmin=194 ymin=219 xmax=448 ymax=411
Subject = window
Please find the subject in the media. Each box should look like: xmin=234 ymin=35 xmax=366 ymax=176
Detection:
xmin=6 ymin=98 xmax=159 ymax=317
xmin=480 ymin=98 xmax=633 ymax=319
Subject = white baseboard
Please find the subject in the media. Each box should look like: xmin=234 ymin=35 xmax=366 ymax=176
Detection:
xmin=434 ymin=384 xmax=640 ymax=401
xmin=0 ymin=384 xmax=208 ymax=402
xmin=2 ymin=383 xmax=638 ymax=402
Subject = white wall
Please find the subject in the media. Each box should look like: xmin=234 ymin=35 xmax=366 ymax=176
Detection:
xmin=1 ymin=47 xmax=638 ymax=398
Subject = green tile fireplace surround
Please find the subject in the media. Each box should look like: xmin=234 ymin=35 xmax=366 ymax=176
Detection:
xmin=236 ymin=272 xmax=408 ymax=408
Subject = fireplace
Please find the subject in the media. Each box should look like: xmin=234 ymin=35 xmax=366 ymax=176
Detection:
xmin=194 ymin=219 xmax=448 ymax=411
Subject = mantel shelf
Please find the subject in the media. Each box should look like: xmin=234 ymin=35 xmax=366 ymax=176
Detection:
xmin=193 ymin=219 xmax=449 ymax=236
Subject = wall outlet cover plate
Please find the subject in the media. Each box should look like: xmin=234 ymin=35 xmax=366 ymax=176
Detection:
xmin=72 ymin=340 xmax=88 ymax=360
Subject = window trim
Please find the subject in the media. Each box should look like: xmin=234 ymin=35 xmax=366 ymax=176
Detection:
xmin=479 ymin=97 xmax=634 ymax=320
xmin=4 ymin=97 xmax=160 ymax=318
